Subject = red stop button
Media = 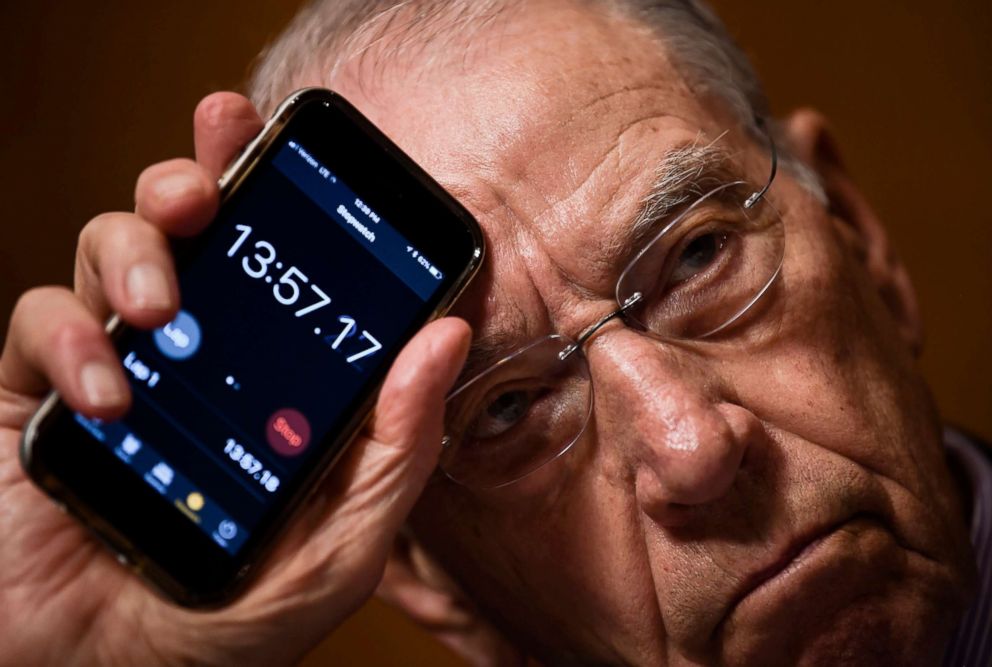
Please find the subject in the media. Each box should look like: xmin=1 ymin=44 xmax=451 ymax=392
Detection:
xmin=266 ymin=408 xmax=311 ymax=457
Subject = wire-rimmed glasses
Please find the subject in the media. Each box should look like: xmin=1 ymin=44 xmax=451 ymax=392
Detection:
xmin=439 ymin=127 xmax=785 ymax=489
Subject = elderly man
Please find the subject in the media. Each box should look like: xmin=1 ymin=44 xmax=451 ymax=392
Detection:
xmin=0 ymin=0 xmax=987 ymax=664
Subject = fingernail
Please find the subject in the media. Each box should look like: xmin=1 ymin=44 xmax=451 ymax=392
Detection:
xmin=80 ymin=362 xmax=127 ymax=408
xmin=126 ymin=263 xmax=172 ymax=310
xmin=153 ymin=172 xmax=201 ymax=202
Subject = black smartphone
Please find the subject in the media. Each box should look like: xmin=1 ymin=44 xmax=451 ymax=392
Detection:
xmin=20 ymin=88 xmax=484 ymax=606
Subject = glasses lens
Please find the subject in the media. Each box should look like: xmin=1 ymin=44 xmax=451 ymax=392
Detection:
xmin=616 ymin=181 xmax=784 ymax=339
xmin=441 ymin=335 xmax=593 ymax=489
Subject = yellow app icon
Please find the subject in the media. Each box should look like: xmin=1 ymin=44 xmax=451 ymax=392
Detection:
xmin=185 ymin=492 xmax=204 ymax=512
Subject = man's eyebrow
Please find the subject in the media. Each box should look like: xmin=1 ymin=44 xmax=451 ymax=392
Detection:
xmin=452 ymin=329 xmax=529 ymax=390
xmin=619 ymin=137 xmax=741 ymax=256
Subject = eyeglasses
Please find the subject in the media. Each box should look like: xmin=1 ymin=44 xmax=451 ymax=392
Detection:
xmin=439 ymin=122 xmax=784 ymax=489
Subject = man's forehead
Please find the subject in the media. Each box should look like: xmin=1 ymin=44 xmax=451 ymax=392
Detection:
xmin=320 ymin=0 xmax=732 ymax=363
xmin=326 ymin=0 xmax=709 ymax=175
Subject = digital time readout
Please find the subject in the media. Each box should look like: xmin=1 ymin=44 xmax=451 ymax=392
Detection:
xmin=224 ymin=438 xmax=280 ymax=493
xmin=226 ymin=224 xmax=383 ymax=365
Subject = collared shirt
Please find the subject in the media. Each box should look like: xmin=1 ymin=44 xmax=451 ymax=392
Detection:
xmin=943 ymin=428 xmax=992 ymax=667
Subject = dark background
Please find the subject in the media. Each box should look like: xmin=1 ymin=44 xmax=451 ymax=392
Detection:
xmin=1 ymin=2 xmax=988 ymax=664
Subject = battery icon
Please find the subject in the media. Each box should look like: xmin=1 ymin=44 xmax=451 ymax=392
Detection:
xmin=428 ymin=265 xmax=444 ymax=280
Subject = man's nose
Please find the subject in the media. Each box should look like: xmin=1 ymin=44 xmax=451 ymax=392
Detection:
xmin=588 ymin=329 xmax=761 ymax=526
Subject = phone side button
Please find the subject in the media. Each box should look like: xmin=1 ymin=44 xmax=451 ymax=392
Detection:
xmin=219 ymin=154 xmax=247 ymax=186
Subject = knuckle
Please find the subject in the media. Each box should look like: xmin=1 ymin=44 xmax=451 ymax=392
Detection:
xmin=77 ymin=214 xmax=105 ymax=251
xmin=78 ymin=212 xmax=135 ymax=253
xmin=76 ymin=213 xmax=147 ymax=281
xmin=136 ymin=158 xmax=203 ymax=193
xmin=12 ymin=286 xmax=68 ymax=320
xmin=9 ymin=287 xmax=75 ymax=345
xmin=135 ymin=159 xmax=214 ymax=217
xmin=48 ymin=316 xmax=101 ymax=353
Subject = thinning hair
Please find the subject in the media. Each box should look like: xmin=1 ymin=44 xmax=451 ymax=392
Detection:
xmin=248 ymin=0 xmax=824 ymax=200
xmin=249 ymin=0 xmax=765 ymax=124
xmin=250 ymin=0 xmax=504 ymax=113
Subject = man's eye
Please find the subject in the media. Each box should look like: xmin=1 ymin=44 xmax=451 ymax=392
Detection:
xmin=469 ymin=389 xmax=537 ymax=439
xmin=668 ymin=231 xmax=729 ymax=285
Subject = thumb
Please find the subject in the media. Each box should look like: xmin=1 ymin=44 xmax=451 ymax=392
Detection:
xmin=319 ymin=317 xmax=471 ymax=560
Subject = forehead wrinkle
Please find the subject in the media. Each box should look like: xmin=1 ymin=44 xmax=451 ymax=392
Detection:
xmin=513 ymin=110 xmax=679 ymax=292
xmin=559 ymin=82 xmax=672 ymax=130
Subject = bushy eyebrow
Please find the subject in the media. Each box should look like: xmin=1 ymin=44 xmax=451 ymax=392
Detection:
xmin=460 ymin=329 xmax=527 ymax=388
xmin=619 ymin=136 xmax=741 ymax=258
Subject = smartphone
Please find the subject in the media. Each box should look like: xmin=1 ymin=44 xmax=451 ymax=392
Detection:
xmin=20 ymin=88 xmax=484 ymax=606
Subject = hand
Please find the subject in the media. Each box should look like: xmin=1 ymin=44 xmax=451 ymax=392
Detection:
xmin=0 ymin=92 xmax=471 ymax=666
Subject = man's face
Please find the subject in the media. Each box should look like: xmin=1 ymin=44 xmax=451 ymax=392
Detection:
xmin=311 ymin=1 xmax=975 ymax=663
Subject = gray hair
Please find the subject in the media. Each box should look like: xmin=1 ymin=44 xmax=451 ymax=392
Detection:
xmin=248 ymin=0 xmax=824 ymax=199
xmin=250 ymin=1 xmax=498 ymax=113
xmin=250 ymin=0 xmax=764 ymax=123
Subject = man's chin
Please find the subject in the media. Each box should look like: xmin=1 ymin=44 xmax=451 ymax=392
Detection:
xmin=729 ymin=606 xmax=952 ymax=667
xmin=717 ymin=519 xmax=965 ymax=666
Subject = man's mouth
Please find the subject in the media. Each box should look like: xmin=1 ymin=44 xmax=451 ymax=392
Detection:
xmin=730 ymin=514 xmax=866 ymax=607
xmin=714 ymin=511 xmax=897 ymax=638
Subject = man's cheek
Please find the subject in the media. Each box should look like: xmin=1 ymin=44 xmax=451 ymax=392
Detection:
xmin=732 ymin=248 xmax=906 ymax=460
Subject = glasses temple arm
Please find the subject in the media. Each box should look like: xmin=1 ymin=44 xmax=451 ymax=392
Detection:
xmin=744 ymin=116 xmax=778 ymax=210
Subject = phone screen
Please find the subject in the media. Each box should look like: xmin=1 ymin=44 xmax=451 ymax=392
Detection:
xmin=71 ymin=133 xmax=452 ymax=557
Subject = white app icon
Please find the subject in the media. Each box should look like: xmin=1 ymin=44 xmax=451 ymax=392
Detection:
xmin=218 ymin=520 xmax=238 ymax=541
xmin=121 ymin=433 xmax=142 ymax=456
xmin=151 ymin=462 xmax=174 ymax=487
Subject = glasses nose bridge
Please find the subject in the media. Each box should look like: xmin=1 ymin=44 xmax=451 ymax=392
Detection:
xmin=559 ymin=292 xmax=644 ymax=361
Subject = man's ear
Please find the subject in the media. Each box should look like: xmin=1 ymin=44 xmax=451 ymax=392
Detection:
xmin=781 ymin=108 xmax=924 ymax=355
xmin=377 ymin=531 xmax=527 ymax=666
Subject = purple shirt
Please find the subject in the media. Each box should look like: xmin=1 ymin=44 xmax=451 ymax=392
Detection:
xmin=943 ymin=428 xmax=992 ymax=667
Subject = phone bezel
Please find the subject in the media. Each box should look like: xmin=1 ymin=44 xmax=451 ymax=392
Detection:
xmin=19 ymin=88 xmax=484 ymax=606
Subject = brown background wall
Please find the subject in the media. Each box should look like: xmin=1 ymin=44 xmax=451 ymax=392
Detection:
xmin=1 ymin=2 xmax=988 ymax=664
